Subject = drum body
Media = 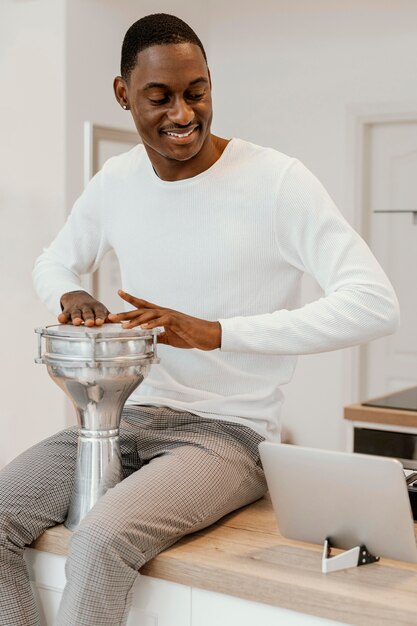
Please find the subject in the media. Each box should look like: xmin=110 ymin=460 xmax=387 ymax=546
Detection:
xmin=35 ymin=324 xmax=159 ymax=530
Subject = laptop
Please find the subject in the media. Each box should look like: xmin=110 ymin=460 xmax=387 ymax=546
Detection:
xmin=259 ymin=442 xmax=417 ymax=563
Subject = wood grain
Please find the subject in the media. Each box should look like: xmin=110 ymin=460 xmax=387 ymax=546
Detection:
xmin=29 ymin=495 xmax=417 ymax=626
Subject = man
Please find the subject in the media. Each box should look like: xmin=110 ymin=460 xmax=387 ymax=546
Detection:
xmin=0 ymin=13 xmax=399 ymax=626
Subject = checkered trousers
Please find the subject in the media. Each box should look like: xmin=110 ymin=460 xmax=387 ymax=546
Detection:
xmin=0 ymin=406 xmax=267 ymax=626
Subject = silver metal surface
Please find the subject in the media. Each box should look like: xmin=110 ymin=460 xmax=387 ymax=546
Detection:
xmin=35 ymin=323 xmax=160 ymax=531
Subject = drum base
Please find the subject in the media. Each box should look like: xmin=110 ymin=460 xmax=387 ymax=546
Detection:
xmin=65 ymin=429 xmax=123 ymax=531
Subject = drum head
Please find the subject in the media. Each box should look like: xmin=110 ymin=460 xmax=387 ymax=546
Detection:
xmin=35 ymin=323 xmax=160 ymax=366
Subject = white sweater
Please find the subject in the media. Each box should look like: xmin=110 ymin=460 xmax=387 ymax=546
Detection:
xmin=33 ymin=139 xmax=399 ymax=440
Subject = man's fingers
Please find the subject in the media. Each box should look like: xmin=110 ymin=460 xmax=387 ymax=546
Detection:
xmin=109 ymin=309 xmax=161 ymax=324
xmin=117 ymin=290 xmax=140 ymax=306
xmin=59 ymin=305 xmax=109 ymax=326
xmin=121 ymin=315 xmax=166 ymax=330
xmin=68 ymin=309 xmax=82 ymax=325
xmin=93 ymin=305 xmax=110 ymax=325
xmin=109 ymin=309 xmax=146 ymax=322
xmin=57 ymin=312 xmax=69 ymax=324
xmin=117 ymin=290 xmax=158 ymax=310
xmin=81 ymin=306 xmax=96 ymax=327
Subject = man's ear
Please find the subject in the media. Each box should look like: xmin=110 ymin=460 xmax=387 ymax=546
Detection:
xmin=113 ymin=76 xmax=129 ymax=110
xmin=208 ymin=67 xmax=212 ymax=89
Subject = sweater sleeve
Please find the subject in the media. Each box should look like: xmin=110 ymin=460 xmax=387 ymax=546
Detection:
xmin=219 ymin=159 xmax=400 ymax=355
xmin=32 ymin=170 xmax=111 ymax=316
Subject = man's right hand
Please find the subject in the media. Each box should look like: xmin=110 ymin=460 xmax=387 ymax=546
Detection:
xmin=58 ymin=290 xmax=110 ymax=327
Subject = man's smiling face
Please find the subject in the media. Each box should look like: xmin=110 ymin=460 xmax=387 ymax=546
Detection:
xmin=121 ymin=43 xmax=213 ymax=168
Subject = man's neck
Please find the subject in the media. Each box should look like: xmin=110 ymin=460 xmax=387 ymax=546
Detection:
xmin=146 ymin=134 xmax=230 ymax=182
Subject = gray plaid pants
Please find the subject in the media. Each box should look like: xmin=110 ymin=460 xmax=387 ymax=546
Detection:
xmin=0 ymin=406 xmax=267 ymax=626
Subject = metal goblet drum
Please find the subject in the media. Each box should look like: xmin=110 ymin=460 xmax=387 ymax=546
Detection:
xmin=35 ymin=323 xmax=160 ymax=531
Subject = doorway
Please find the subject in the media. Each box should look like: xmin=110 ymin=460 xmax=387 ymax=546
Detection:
xmin=357 ymin=115 xmax=417 ymax=400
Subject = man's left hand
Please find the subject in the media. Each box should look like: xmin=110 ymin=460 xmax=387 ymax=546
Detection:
xmin=107 ymin=290 xmax=221 ymax=351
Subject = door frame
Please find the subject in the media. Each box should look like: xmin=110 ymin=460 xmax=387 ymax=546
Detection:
xmin=82 ymin=121 xmax=139 ymax=297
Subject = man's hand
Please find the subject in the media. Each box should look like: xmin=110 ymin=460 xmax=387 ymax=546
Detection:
xmin=107 ymin=290 xmax=221 ymax=351
xmin=58 ymin=290 xmax=110 ymax=327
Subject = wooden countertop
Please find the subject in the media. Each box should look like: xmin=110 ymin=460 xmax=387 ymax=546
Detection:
xmin=344 ymin=402 xmax=417 ymax=429
xmin=344 ymin=386 xmax=417 ymax=428
xmin=30 ymin=495 xmax=417 ymax=626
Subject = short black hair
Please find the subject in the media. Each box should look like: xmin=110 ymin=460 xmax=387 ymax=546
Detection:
xmin=121 ymin=13 xmax=207 ymax=82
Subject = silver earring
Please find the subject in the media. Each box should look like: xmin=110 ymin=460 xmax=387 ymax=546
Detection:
xmin=122 ymin=104 xmax=128 ymax=110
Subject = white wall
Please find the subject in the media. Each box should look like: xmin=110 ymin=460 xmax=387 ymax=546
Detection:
xmin=0 ymin=0 xmax=209 ymax=467
xmin=203 ymin=0 xmax=417 ymax=449
xmin=1 ymin=0 xmax=416 ymax=465
xmin=65 ymin=0 xmax=211 ymax=208
xmin=0 ymin=0 xmax=67 ymax=466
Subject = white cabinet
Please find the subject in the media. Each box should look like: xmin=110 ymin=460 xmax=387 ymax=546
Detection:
xmin=127 ymin=576 xmax=191 ymax=626
xmin=24 ymin=549 xmax=191 ymax=626
xmin=191 ymin=588 xmax=344 ymax=626
xmin=24 ymin=550 xmax=66 ymax=626
xmin=24 ymin=548 xmax=344 ymax=626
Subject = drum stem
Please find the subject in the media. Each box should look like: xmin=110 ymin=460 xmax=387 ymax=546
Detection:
xmin=65 ymin=427 xmax=123 ymax=531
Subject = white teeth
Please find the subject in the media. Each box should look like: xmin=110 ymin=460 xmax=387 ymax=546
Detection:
xmin=165 ymin=128 xmax=195 ymax=138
